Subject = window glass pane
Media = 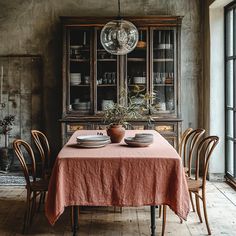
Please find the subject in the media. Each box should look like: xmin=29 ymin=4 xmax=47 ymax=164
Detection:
xmin=235 ymin=8 xmax=236 ymax=56
xmin=226 ymin=9 xmax=233 ymax=57
xmin=226 ymin=60 xmax=233 ymax=107
xmin=226 ymin=110 xmax=234 ymax=138
xmin=226 ymin=140 xmax=234 ymax=176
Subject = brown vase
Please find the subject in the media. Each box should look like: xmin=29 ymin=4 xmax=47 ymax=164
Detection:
xmin=107 ymin=124 xmax=125 ymax=143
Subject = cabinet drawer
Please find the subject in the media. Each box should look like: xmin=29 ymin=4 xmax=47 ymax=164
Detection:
xmin=154 ymin=123 xmax=177 ymax=135
xmin=66 ymin=123 xmax=93 ymax=133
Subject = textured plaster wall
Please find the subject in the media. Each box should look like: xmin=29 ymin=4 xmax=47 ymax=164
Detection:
xmin=0 ymin=0 xmax=202 ymax=155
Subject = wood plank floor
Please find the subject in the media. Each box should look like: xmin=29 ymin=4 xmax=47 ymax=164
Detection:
xmin=0 ymin=181 xmax=236 ymax=235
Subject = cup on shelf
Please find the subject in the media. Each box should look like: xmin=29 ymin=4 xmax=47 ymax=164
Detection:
xmin=74 ymin=98 xmax=80 ymax=104
xmin=84 ymin=76 xmax=90 ymax=84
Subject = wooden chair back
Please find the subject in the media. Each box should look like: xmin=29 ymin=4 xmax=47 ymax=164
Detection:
xmin=195 ymin=136 xmax=219 ymax=187
xmin=178 ymin=128 xmax=193 ymax=157
xmin=31 ymin=130 xmax=50 ymax=176
xmin=183 ymin=128 xmax=205 ymax=176
xmin=13 ymin=139 xmax=36 ymax=187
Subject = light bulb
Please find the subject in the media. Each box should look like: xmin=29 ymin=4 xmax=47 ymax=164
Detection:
xmin=100 ymin=20 xmax=138 ymax=55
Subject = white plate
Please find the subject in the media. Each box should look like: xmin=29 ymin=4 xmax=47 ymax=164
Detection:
xmin=76 ymin=142 xmax=108 ymax=148
xmin=124 ymin=137 xmax=152 ymax=147
xmin=76 ymin=135 xmax=110 ymax=143
xmin=77 ymin=140 xmax=111 ymax=146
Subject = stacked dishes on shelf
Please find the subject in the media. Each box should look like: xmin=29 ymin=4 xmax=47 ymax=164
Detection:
xmin=76 ymin=135 xmax=111 ymax=148
xmin=72 ymin=101 xmax=91 ymax=111
xmin=101 ymin=99 xmax=114 ymax=111
xmin=124 ymin=133 xmax=153 ymax=147
xmin=70 ymin=73 xmax=81 ymax=85
xmin=133 ymin=77 xmax=146 ymax=84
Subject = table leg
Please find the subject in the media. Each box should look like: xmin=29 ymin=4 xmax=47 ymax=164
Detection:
xmin=150 ymin=206 xmax=156 ymax=236
xmin=73 ymin=206 xmax=79 ymax=236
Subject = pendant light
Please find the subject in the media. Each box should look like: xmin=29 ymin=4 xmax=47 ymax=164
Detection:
xmin=100 ymin=0 xmax=139 ymax=55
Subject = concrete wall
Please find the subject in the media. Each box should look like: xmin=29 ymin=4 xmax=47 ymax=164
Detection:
xmin=0 ymin=0 xmax=202 ymax=156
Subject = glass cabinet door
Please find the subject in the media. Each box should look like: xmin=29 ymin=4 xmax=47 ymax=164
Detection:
xmin=126 ymin=29 xmax=148 ymax=107
xmin=68 ymin=28 xmax=92 ymax=113
xmin=151 ymin=29 xmax=176 ymax=115
xmin=96 ymin=29 xmax=118 ymax=112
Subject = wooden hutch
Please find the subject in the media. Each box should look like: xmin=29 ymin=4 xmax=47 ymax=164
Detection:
xmin=60 ymin=16 xmax=182 ymax=148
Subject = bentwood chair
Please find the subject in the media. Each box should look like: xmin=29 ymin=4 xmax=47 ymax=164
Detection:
xmin=31 ymin=130 xmax=51 ymax=179
xmin=178 ymin=128 xmax=193 ymax=157
xmin=160 ymin=128 xmax=205 ymax=235
xmin=182 ymin=128 xmax=205 ymax=213
xmin=187 ymin=135 xmax=219 ymax=235
xmin=13 ymin=139 xmax=48 ymax=233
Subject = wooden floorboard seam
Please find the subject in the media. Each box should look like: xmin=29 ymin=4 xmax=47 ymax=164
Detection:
xmin=212 ymin=182 xmax=236 ymax=207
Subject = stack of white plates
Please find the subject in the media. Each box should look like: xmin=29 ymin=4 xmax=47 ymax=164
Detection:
xmin=70 ymin=73 xmax=81 ymax=85
xmin=72 ymin=102 xmax=91 ymax=110
xmin=76 ymin=135 xmax=111 ymax=148
xmin=133 ymin=77 xmax=146 ymax=84
xmin=101 ymin=100 xmax=114 ymax=111
xmin=124 ymin=133 xmax=153 ymax=147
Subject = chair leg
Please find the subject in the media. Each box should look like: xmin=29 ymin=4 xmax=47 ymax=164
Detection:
xmin=30 ymin=191 xmax=37 ymax=225
xmin=162 ymin=205 xmax=166 ymax=236
xmin=202 ymin=192 xmax=211 ymax=235
xmin=38 ymin=193 xmax=43 ymax=212
xmin=159 ymin=205 xmax=162 ymax=218
xmin=23 ymin=190 xmax=31 ymax=234
xmin=189 ymin=191 xmax=196 ymax=212
xmin=43 ymin=191 xmax=46 ymax=203
xmin=195 ymin=192 xmax=203 ymax=223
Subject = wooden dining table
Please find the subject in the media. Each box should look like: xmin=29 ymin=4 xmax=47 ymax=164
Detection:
xmin=45 ymin=130 xmax=190 ymax=235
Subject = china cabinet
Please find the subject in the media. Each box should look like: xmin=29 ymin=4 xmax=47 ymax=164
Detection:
xmin=60 ymin=16 xmax=182 ymax=147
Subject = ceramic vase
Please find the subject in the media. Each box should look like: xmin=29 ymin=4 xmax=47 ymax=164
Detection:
xmin=107 ymin=124 xmax=125 ymax=143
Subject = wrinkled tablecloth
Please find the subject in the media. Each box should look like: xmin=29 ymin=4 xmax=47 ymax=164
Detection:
xmin=45 ymin=130 xmax=190 ymax=225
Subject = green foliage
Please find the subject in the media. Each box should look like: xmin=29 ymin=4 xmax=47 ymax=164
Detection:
xmin=103 ymin=87 xmax=158 ymax=127
xmin=0 ymin=115 xmax=15 ymax=135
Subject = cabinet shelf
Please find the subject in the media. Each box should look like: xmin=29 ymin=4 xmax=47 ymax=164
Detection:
xmin=154 ymin=84 xmax=174 ymax=86
xmin=97 ymin=84 xmax=117 ymax=87
xmin=70 ymin=59 xmax=90 ymax=62
xmin=70 ymin=84 xmax=90 ymax=87
xmin=153 ymin=48 xmax=173 ymax=51
xmin=153 ymin=58 xmax=174 ymax=62
xmin=97 ymin=59 xmax=117 ymax=62
xmin=128 ymin=84 xmax=146 ymax=86
xmin=128 ymin=58 xmax=146 ymax=62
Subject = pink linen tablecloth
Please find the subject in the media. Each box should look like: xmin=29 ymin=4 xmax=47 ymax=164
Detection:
xmin=45 ymin=130 xmax=190 ymax=225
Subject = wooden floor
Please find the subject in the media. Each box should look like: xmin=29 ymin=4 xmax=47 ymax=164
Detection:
xmin=0 ymin=181 xmax=236 ymax=235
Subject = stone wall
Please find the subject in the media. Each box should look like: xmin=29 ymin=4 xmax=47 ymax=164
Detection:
xmin=0 ymin=0 xmax=202 ymax=156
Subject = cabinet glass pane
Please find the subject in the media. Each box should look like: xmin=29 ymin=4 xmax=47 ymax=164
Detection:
xmin=226 ymin=60 xmax=234 ymax=107
xmin=127 ymin=29 xmax=147 ymax=105
xmin=69 ymin=29 xmax=91 ymax=112
xmin=152 ymin=29 xmax=175 ymax=114
xmin=226 ymin=9 xmax=233 ymax=57
xmin=96 ymin=30 xmax=118 ymax=112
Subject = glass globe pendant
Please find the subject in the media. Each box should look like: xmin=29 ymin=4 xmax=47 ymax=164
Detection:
xmin=100 ymin=0 xmax=139 ymax=55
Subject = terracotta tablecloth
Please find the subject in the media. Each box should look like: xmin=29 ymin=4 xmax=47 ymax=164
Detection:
xmin=45 ymin=130 xmax=190 ymax=225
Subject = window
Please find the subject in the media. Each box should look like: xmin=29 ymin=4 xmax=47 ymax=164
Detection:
xmin=225 ymin=1 xmax=236 ymax=182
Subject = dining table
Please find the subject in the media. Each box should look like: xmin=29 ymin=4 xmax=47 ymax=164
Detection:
xmin=45 ymin=130 xmax=190 ymax=235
